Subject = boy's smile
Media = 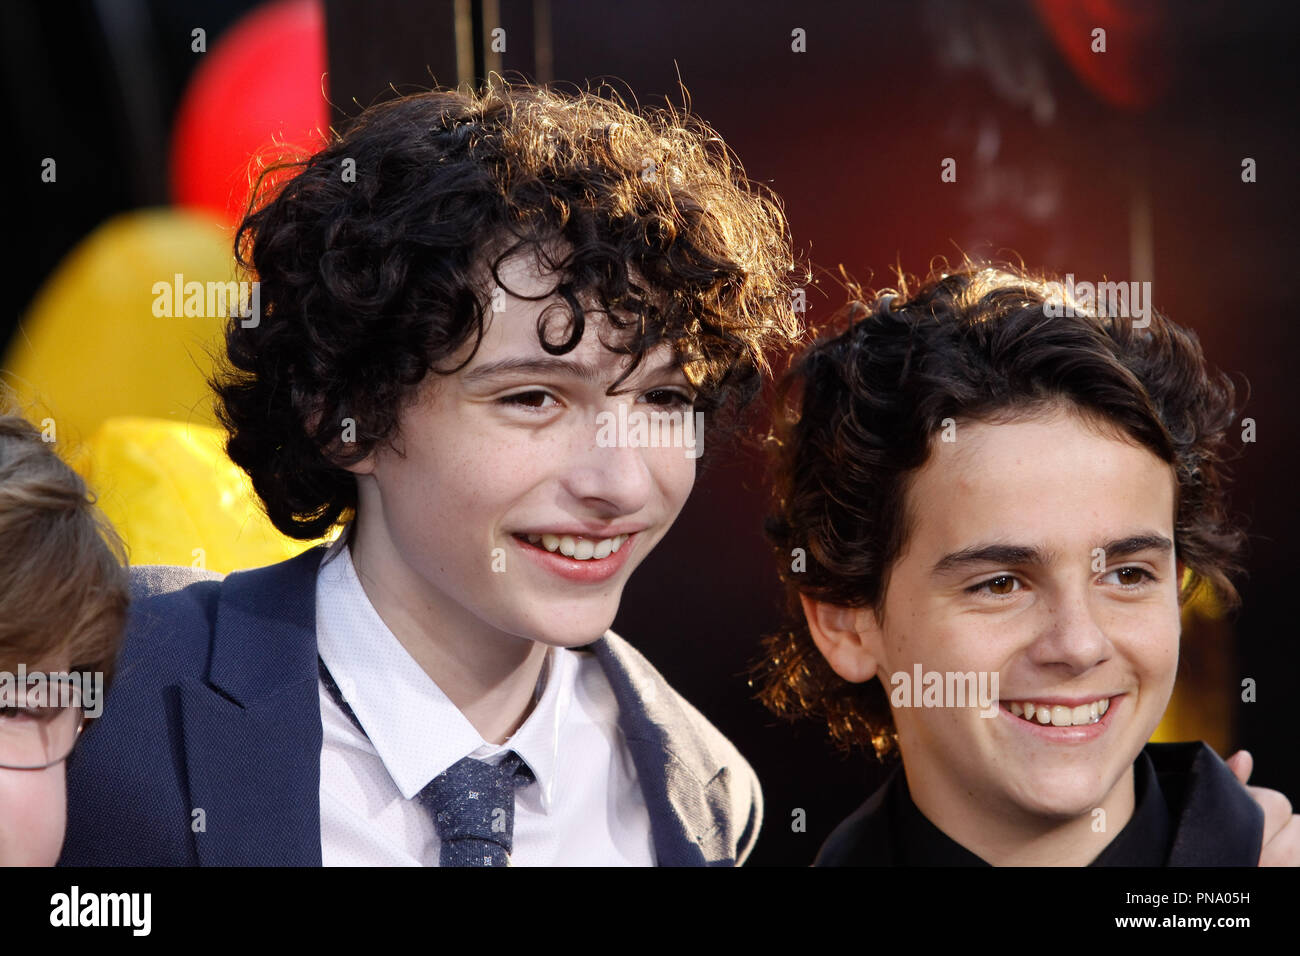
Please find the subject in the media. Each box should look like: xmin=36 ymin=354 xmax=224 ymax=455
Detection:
xmin=807 ymin=403 xmax=1183 ymax=863
xmin=510 ymin=530 xmax=640 ymax=583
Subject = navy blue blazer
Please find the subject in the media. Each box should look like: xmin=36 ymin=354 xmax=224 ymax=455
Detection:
xmin=58 ymin=545 xmax=762 ymax=866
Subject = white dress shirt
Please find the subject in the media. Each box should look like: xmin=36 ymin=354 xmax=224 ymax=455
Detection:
xmin=315 ymin=533 xmax=656 ymax=865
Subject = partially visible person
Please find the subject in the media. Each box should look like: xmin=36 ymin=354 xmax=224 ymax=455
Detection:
xmin=0 ymin=410 xmax=129 ymax=865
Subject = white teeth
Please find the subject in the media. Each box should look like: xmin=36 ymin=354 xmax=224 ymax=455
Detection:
xmin=1006 ymin=697 xmax=1112 ymax=726
xmin=521 ymin=532 xmax=630 ymax=561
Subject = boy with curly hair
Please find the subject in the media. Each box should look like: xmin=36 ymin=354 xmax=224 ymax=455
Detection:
xmin=60 ymin=79 xmax=800 ymax=866
xmin=759 ymin=264 xmax=1291 ymax=866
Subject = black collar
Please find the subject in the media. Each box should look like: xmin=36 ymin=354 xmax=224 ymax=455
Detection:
xmin=814 ymin=742 xmax=1262 ymax=866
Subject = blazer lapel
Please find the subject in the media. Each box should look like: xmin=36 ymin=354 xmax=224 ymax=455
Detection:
xmin=1148 ymin=741 xmax=1265 ymax=866
xmin=588 ymin=634 xmax=737 ymax=866
xmin=180 ymin=545 xmax=328 ymax=865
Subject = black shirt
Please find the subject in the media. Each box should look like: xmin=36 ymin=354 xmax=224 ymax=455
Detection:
xmin=815 ymin=741 xmax=1263 ymax=866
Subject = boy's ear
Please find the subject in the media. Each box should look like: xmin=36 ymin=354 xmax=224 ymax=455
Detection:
xmin=338 ymin=453 xmax=376 ymax=477
xmin=798 ymin=593 xmax=883 ymax=684
xmin=305 ymin=405 xmax=376 ymax=476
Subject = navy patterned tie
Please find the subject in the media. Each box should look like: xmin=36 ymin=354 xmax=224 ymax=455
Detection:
xmin=416 ymin=753 xmax=536 ymax=866
xmin=319 ymin=656 xmax=536 ymax=866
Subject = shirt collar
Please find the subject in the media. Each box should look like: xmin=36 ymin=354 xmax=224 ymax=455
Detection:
xmin=321 ymin=523 xmax=351 ymax=562
xmin=1084 ymin=749 xmax=1172 ymax=866
xmin=887 ymin=749 xmax=1171 ymax=865
xmin=315 ymin=537 xmax=570 ymax=811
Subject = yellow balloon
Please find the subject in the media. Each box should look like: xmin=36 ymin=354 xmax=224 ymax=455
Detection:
xmin=4 ymin=208 xmax=238 ymax=450
xmin=77 ymin=417 xmax=332 ymax=574
xmin=2 ymin=208 xmax=333 ymax=570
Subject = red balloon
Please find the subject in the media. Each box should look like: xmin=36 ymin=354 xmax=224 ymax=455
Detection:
xmin=170 ymin=0 xmax=329 ymax=226
xmin=1032 ymin=0 xmax=1175 ymax=112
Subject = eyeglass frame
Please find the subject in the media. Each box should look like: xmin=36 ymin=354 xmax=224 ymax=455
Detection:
xmin=0 ymin=673 xmax=89 ymax=771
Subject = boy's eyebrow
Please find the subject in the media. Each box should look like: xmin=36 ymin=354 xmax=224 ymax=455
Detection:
xmin=1096 ymin=533 xmax=1175 ymax=561
xmin=930 ymin=532 xmax=1174 ymax=577
xmin=931 ymin=544 xmax=1047 ymax=577
xmin=462 ymin=355 xmax=681 ymax=384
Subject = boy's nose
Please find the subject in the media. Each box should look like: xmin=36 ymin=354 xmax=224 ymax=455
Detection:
xmin=1027 ymin=590 xmax=1113 ymax=673
xmin=561 ymin=428 xmax=656 ymax=515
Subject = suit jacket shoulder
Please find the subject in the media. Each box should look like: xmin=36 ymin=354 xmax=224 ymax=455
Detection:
xmin=587 ymin=631 xmax=763 ymax=866
xmin=59 ymin=563 xmax=224 ymax=864
xmin=110 ymin=563 xmax=228 ymax=672
xmin=61 ymin=548 xmax=327 ymax=866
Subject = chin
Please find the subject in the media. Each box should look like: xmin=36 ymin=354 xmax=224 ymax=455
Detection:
xmin=528 ymin=629 xmax=609 ymax=649
xmin=513 ymin=608 xmax=617 ymax=648
xmin=1004 ymin=764 xmax=1128 ymax=820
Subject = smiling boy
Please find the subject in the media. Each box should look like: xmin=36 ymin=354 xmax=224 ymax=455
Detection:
xmin=760 ymin=265 xmax=1282 ymax=865
xmin=58 ymin=80 xmax=800 ymax=866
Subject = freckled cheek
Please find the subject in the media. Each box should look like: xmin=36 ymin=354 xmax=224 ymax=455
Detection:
xmin=1146 ymin=627 xmax=1182 ymax=685
xmin=414 ymin=443 xmax=542 ymax=514
xmin=1115 ymin=606 xmax=1181 ymax=675
xmin=884 ymin=596 xmax=980 ymax=672
xmin=651 ymin=452 xmax=696 ymax=509
xmin=940 ymin=625 xmax=1009 ymax=675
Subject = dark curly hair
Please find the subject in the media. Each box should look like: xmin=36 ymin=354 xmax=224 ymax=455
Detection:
xmin=210 ymin=78 xmax=802 ymax=539
xmin=757 ymin=264 xmax=1246 ymax=759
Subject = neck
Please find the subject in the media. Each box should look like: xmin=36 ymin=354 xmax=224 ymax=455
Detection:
xmin=902 ymin=758 xmax=1137 ymax=866
xmin=347 ymin=519 xmax=549 ymax=745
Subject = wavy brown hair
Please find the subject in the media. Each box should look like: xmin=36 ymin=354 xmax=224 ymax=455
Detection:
xmin=0 ymin=411 xmax=130 ymax=692
xmin=211 ymin=78 xmax=802 ymax=540
xmin=757 ymin=265 xmax=1246 ymax=759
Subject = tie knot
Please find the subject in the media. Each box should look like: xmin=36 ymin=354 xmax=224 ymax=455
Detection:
xmin=416 ymin=752 xmax=535 ymax=865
